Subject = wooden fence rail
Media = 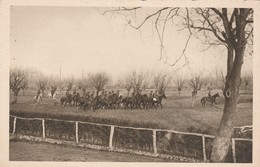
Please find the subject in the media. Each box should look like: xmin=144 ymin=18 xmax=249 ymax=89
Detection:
xmin=10 ymin=115 xmax=252 ymax=162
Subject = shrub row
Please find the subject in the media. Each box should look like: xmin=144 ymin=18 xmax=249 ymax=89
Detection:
xmin=45 ymin=120 xmax=75 ymax=141
xmin=78 ymin=123 xmax=110 ymax=146
xmin=156 ymin=131 xmax=204 ymax=159
xmin=15 ymin=118 xmax=42 ymax=137
xmin=113 ymin=128 xmax=153 ymax=152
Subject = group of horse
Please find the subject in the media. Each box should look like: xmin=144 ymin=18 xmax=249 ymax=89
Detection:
xmin=60 ymin=91 xmax=167 ymax=111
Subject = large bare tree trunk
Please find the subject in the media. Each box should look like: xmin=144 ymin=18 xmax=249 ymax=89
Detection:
xmin=211 ymin=46 xmax=245 ymax=162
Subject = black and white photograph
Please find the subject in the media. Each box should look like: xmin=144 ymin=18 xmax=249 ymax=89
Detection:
xmin=1 ymin=0 xmax=259 ymax=165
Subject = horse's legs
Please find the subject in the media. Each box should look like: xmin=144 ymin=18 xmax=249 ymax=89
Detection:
xmin=153 ymin=102 xmax=157 ymax=109
xmin=202 ymin=100 xmax=206 ymax=107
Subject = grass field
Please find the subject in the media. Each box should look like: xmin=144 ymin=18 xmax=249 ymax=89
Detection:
xmin=9 ymin=89 xmax=253 ymax=135
xmin=10 ymin=140 xmax=178 ymax=162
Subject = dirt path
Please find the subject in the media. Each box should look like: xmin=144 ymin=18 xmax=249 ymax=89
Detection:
xmin=10 ymin=140 xmax=176 ymax=162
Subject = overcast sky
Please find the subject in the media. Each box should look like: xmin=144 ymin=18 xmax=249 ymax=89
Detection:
xmin=10 ymin=6 xmax=253 ymax=80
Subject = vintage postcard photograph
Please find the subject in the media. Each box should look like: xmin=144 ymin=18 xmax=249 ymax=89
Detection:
xmin=1 ymin=1 xmax=258 ymax=166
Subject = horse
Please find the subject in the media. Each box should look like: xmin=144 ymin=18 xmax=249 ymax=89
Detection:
xmin=77 ymin=97 xmax=92 ymax=111
xmin=72 ymin=93 xmax=80 ymax=106
xmin=201 ymin=93 xmax=220 ymax=107
xmin=90 ymin=96 xmax=101 ymax=111
xmin=121 ymin=97 xmax=134 ymax=109
xmin=101 ymin=94 xmax=119 ymax=109
xmin=60 ymin=94 xmax=73 ymax=107
xmin=152 ymin=93 xmax=167 ymax=109
xmin=138 ymin=94 xmax=150 ymax=109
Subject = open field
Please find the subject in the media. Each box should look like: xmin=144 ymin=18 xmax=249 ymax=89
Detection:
xmin=10 ymin=89 xmax=252 ymax=135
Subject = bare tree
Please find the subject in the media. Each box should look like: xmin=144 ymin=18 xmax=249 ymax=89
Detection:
xmin=10 ymin=67 xmax=30 ymax=104
xmin=130 ymin=70 xmax=150 ymax=94
xmin=104 ymin=7 xmax=253 ymax=162
xmin=20 ymin=77 xmax=29 ymax=96
xmin=120 ymin=74 xmax=133 ymax=96
xmin=185 ymin=10 xmax=253 ymax=161
xmin=175 ymin=76 xmax=186 ymax=96
xmin=153 ymin=72 xmax=172 ymax=94
xmin=48 ymin=75 xmax=59 ymax=98
xmin=214 ymin=67 xmax=226 ymax=92
xmin=187 ymin=74 xmax=206 ymax=107
xmin=63 ymin=76 xmax=74 ymax=92
xmin=188 ymin=74 xmax=205 ymax=95
xmin=34 ymin=72 xmax=48 ymax=97
xmin=88 ymin=72 xmax=111 ymax=96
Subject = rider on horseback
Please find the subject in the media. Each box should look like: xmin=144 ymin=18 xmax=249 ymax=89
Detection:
xmin=104 ymin=91 xmax=108 ymax=99
xmin=101 ymin=89 xmax=105 ymax=99
xmin=65 ymin=90 xmax=70 ymax=98
xmin=153 ymin=90 xmax=159 ymax=101
xmin=149 ymin=91 xmax=153 ymax=98
xmin=85 ymin=91 xmax=90 ymax=100
xmin=73 ymin=89 xmax=77 ymax=96
xmin=208 ymin=90 xmax=211 ymax=97
xmin=90 ymin=91 xmax=95 ymax=99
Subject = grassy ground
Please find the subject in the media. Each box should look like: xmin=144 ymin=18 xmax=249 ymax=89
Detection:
xmin=10 ymin=89 xmax=253 ymax=135
xmin=10 ymin=140 xmax=178 ymax=162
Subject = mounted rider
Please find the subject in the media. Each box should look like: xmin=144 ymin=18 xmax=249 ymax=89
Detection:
xmin=100 ymin=89 xmax=105 ymax=99
xmin=104 ymin=91 xmax=108 ymax=99
xmin=208 ymin=90 xmax=212 ymax=97
xmin=108 ymin=91 xmax=111 ymax=98
xmin=85 ymin=91 xmax=90 ymax=100
xmin=149 ymin=91 xmax=153 ymax=98
xmin=153 ymin=90 xmax=159 ymax=101
xmin=73 ymin=88 xmax=77 ymax=96
xmin=90 ymin=91 xmax=95 ymax=100
xmin=65 ymin=90 xmax=70 ymax=98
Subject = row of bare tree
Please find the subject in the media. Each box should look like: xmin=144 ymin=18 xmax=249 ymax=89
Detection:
xmin=10 ymin=66 xmax=252 ymax=104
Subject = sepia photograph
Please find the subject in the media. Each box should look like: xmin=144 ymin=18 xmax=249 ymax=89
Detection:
xmin=5 ymin=2 xmax=256 ymax=164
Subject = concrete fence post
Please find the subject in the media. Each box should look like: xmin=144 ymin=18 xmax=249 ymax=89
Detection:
xmin=12 ymin=117 xmax=17 ymax=135
xmin=231 ymin=138 xmax=236 ymax=163
xmin=153 ymin=130 xmax=157 ymax=154
xmin=42 ymin=119 xmax=45 ymax=138
xmin=202 ymin=135 xmax=207 ymax=162
xmin=109 ymin=126 xmax=115 ymax=150
xmin=75 ymin=121 xmax=79 ymax=143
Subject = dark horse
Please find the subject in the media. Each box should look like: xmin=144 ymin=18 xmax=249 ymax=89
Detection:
xmin=152 ymin=93 xmax=167 ymax=109
xmin=60 ymin=94 xmax=73 ymax=107
xmin=201 ymin=93 xmax=220 ymax=107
